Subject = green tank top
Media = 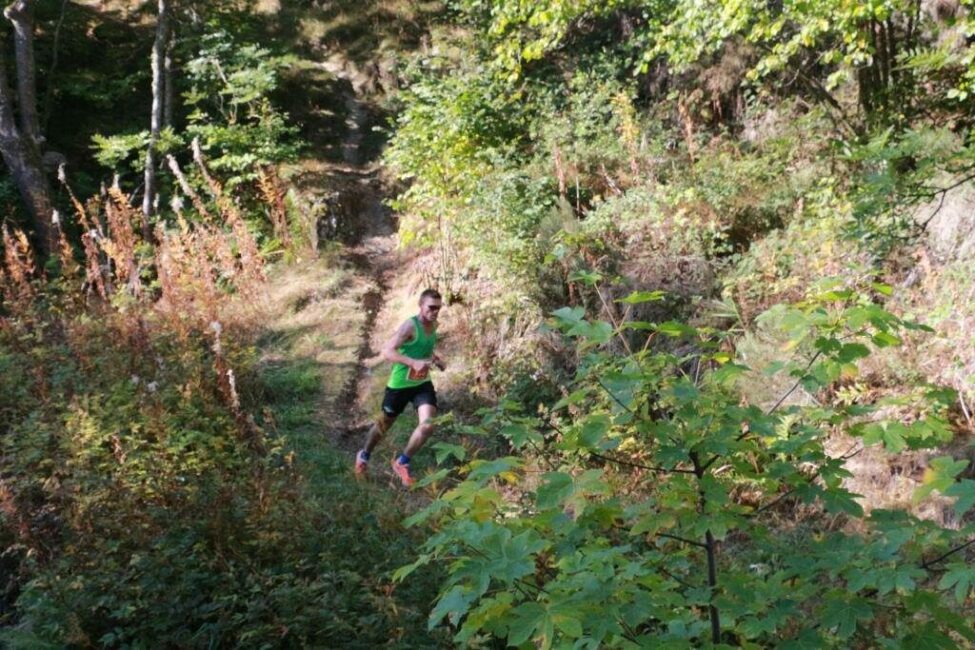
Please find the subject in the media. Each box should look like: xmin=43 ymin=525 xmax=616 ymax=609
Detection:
xmin=387 ymin=316 xmax=437 ymax=389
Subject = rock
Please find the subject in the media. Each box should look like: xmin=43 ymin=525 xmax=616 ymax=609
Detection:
xmin=916 ymin=180 xmax=975 ymax=262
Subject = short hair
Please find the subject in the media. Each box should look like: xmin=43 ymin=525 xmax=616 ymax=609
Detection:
xmin=419 ymin=288 xmax=442 ymax=303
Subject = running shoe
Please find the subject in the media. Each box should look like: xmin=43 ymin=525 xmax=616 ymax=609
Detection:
xmin=354 ymin=450 xmax=369 ymax=477
xmin=391 ymin=458 xmax=414 ymax=487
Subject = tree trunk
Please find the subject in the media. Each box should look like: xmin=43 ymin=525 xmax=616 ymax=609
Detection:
xmin=4 ymin=1 xmax=41 ymax=146
xmin=0 ymin=38 xmax=54 ymax=256
xmin=163 ymin=27 xmax=175 ymax=128
xmin=41 ymin=0 xmax=70 ymax=133
xmin=143 ymin=0 xmax=169 ymax=227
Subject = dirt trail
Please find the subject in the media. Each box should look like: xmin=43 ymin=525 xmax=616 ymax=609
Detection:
xmin=315 ymin=56 xmax=402 ymax=450
xmin=270 ymin=53 xmax=465 ymax=488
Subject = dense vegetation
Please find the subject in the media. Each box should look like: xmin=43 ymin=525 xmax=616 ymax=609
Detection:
xmin=1 ymin=0 xmax=973 ymax=647
xmin=0 ymin=1 xmax=443 ymax=646
xmin=384 ymin=0 xmax=975 ymax=646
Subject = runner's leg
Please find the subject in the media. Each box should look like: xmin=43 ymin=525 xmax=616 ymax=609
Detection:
xmin=403 ymin=403 xmax=436 ymax=457
xmin=363 ymin=413 xmax=395 ymax=455
xmin=358 ymin=388 xmax=406 ymax=474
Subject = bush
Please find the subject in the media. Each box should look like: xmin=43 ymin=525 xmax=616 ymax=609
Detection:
xmin=400 ymin=285 xmax=974 ymax=647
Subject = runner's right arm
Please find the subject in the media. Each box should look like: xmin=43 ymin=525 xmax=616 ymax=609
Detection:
xmin=381 ymin=320 xmax=430 ymax=373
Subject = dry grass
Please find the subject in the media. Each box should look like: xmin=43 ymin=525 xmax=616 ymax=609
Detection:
xmin=259 ymin=258 xmax=367 ymax=374
xmin=827 ymin=434 xmax=961 ymax=527
xmin=290 ymin=0 xmax=445 ymax=62
xmin=895 ymin=250 xmax=975 ymax=426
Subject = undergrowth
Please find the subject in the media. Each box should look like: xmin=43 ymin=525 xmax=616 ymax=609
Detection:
xmin=0 ymin=153 xmax=442 ymax=647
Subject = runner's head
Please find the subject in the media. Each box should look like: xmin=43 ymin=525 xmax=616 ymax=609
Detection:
xmin=418 ymin=288 xmax=443 ymax=324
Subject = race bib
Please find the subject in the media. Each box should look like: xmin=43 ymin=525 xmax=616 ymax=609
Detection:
xmin=408 ymin=366 xmax=430 ymax=381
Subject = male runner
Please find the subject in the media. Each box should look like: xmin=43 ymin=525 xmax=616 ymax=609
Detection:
xmin=354 ymin=288 xmax=445 ymax=487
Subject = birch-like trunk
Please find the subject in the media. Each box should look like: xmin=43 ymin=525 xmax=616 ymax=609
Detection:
xmin=4 ymin=1 xmax=41 ymax=146
xmin=163 ymin=27 xmax=175 ymax=128
xmin=0 ymin=34 xmax=54 ymax=255
xmin=143 ymin=0 xmax=169 ymax=227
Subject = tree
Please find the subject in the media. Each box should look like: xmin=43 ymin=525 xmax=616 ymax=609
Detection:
xmin=403 ymin=285 xmax=974 ymax=647
xmin=0 ymin=0 xmax=54 ymax=257
xmin=142 ymin=0 xmax=170 ymax=232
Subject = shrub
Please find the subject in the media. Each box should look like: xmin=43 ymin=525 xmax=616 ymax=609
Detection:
xmin=399 ymin=285 xmax=974 ymax=647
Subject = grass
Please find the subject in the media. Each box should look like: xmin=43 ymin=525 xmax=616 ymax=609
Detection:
xmin=254 ymin=257 xmax=448 ymax=646
xmin=277 ymin=0 xmax=447 ymax=65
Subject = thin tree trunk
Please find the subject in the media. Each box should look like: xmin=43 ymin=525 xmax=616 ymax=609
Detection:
xmin=0 ymin=37 xmax=54 ymax=256
xmin=143 ymin=0 xmax=169 ymax=229
xmin=163 ymin=27 xmax=175 ymax=128
xmin=4 ymin=0 xmax=41 ymax=146
xmin=41 ymin=0 xmax=70 ymax=133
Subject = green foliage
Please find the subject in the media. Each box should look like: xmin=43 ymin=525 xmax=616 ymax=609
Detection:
xmin=184 ymin=32 xmax=301 ymax=183
xmin=0 ymin=291 xmax=438 ymax=646
xmin=384 ymin=45 xmax=547 ymax=284
xmin=91 ymin=128 xmax=186 ymax=174
xmin=844 ymin=127 xmax=975 ymax=253
xmin=401 ymin=284 xmax=973 ymax=646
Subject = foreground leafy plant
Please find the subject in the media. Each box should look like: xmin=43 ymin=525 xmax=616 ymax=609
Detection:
xmin=400 ymin=284 xmax=974 ymax=647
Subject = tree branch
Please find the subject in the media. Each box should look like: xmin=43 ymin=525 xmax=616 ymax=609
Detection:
xmin=921 ymin=538 xmax=975 ymax=570
xmin=597 ymin=378 xmax=634 ymax=415
xmin=656 ymin=532 xmax=708 ymax=549
xmin=589 ymin=450 xmax=696 ymax=475
xmin=40 ymin=0 xmax=68 ymax=132
xmin=750 ymin=444 xmax=862 ymax=517
xmin=917 ymin=171 xmax=975 ymax=231
xmin=766 ymin=351 xmax=822 ymax=416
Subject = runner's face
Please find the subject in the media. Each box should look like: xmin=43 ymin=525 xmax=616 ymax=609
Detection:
xmin=420 ymin=298 xmax=442 ymax=323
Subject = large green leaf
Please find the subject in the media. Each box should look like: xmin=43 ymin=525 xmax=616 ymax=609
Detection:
xmin=819 ymin=594 xmax=873 ymax=639
xmin=945 ymin=480 xmax=975 ymax=517
xmin=937 ymin=563 xmax=975 ymax=604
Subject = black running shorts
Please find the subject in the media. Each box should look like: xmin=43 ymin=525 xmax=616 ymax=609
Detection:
xmin=382 ymin=381 xmax=438 ymax=418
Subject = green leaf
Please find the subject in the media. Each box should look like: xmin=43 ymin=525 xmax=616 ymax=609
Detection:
xmin=416 ymin=467 xmax=451 ymax=487
xmin=507 ymin=602 xmax=546 ymax=646
xmin=820 ymin=487 xmax=864 ymax=517
xmin=668 ymin=379 xmax=700 ymax=403
xmin=467 ymin=457 xmax=522 ymax=483
xmin=553 ymin=389 xmax=588 ymax=410
xmin=618 ymin=290 xmax=666 ymax=304
xmin=859 ymin=422 xmax=906 ymax=452
xmin=433 ymin=442 xmax=467 ymax=463
xmin=820 ymin=289 xmax=854 ymax=302
xmin=835 ymin=343 xmax=870 ymax=363
xmin=501 ymin=422 xmax=543 ymax=449
xmin=429 ymin=585 xmax=477 ymax=628
xmin=900 ymin=622 xmax=963 ymax=649
xmin=537 ymin=472 xmax=573 ymax=510
xmin=871 ymin=282 xmax=893 ymax=296
xmin=819 ymin=594 xmax=873 ymax=639
xmin=394 ymin=554 xmax=432 ymax=582
xmin=937 ymin=564 xmax=975 ymax=604
xmin=945 ymin=480 xmax=975 ymax=517
xmin=871 ymin=331 xmax=901 ymax=348
xmin=568 ymin=270 xmax=603 ymax=285
xmin=656 ymin=321 xmax=696 ymax=337
xmin=580 ymin=413 xmax=611 ymax=448
xmin=631 ymin=511 xmax=678 ymax=537
xmin=914 ymin=456 xmax=969 ymax=502
xmin=551 ymin=306 xmax=585 ymax=325
xmin=583 ymin=320 xmax=615 ymax=344
xmin=924 ymin=386 xmax=958 ymax=407
xmin=553 ymin=610 xmax=583 ymax=638
xmin=710 ymin=363 xmax=750 ymax=386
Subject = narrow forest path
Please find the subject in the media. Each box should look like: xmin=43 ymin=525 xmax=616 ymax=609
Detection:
xmin=244 ymin=56 xmax=451 ymax=645
xmin=314 ymin=54 xmax=401 ymax=456
xmin=261 ymin=55 xmax=430 ymax=487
